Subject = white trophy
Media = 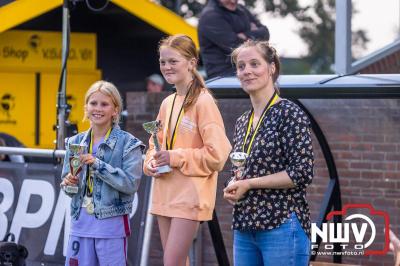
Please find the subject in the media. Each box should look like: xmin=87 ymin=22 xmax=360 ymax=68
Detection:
xmin=229 ymin=152 xmax=248 ymax=181
xmin=143 ymin=120 xmax=172 ymax=174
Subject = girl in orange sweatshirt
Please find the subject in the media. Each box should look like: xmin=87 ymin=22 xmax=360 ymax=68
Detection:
xmin=143 ymin=34 xmax=231 ymax=266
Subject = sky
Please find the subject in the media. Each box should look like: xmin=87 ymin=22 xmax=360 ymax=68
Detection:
xmin=257 ymin=0 xmax=400 ymax=58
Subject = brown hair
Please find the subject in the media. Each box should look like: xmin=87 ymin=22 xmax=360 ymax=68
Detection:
xmin=231 ymin=40 xmax=281 ymax=93
xmin=83 ymin=80 xmax=123 ymax=125
xmin=159 ymin=34 xmax=213 ymax=109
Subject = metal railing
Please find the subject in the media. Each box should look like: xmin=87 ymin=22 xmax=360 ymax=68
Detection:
xmin=0 ymin=147 xmax=66 ymax=158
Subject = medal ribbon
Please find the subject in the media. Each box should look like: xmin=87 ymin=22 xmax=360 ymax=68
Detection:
xmin=86 ymin=127 xmax=112 ymax=195
xmin=242 ymin=92 xmax=279 ymax=155
xmin=166 ymin=92 xmax=189 ymax=150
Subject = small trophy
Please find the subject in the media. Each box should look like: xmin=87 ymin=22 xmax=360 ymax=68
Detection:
xmin=63 ymin=143 xmax=87 ymax=194
xmin=143 ymin=120 xmax=172 ymax=174
xmin=229 ymin=152 xmax=248 ymax=181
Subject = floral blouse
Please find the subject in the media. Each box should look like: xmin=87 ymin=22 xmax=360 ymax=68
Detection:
xmin=231 ymin=99 xmax=314 ymax=236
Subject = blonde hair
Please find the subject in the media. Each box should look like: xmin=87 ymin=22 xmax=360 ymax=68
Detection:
xmin=159 ymin=34 xmax=213 ymax=109
xmin=83 ymin=80 xmax=123 ymax=125
xmin=231 ymin=40 xmax=281 ymax=93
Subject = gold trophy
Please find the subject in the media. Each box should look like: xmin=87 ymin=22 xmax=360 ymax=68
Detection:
xmin=143 ymin=120 xmax=172 ymax=174
xmin=63 ymin=143 xmax=87 ymax=194
xmin=229 ymin=152 xmax=248 ymax=181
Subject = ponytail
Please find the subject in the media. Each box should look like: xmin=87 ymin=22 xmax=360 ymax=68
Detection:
xmin=183 ymin=69 xmax=213 ymax=109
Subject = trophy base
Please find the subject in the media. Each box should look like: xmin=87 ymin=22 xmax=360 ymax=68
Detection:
xmin=62 ymin=185 xmax=79 ymax=194
xmin=157 ymin=165 xmax=172 ymax=174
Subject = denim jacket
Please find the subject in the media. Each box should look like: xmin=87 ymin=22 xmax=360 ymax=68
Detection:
xmin=61 ymin=125 xmax=145 ymax=220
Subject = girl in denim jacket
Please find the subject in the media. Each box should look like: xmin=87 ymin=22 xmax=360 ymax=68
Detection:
xmin=60 ymin=80 xmax=144 ymax=266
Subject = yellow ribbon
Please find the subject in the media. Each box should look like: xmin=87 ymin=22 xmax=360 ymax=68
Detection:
xmin=166 ymin=93 xmax=188 ymax=150
xmin=167 ymin=109 xmax=184 ymax=150
xmin=242 ymin=93 xmax=279 ymax=155
xmin=87 ymin=127 xmax=112 ymax=193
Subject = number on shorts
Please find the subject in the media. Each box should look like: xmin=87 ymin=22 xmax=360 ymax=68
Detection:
xmin=72 ymin=240 xmax=80 ymax=256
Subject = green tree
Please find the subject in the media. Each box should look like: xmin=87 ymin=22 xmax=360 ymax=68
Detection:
xmin=268 ymin=0 xmax=369 ymax=73
xmin=159 ymin=0 xmax=369 ymax=74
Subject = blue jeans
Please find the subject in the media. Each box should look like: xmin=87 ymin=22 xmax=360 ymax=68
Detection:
xmin=233 ymin=213 xmax=310 ymax=266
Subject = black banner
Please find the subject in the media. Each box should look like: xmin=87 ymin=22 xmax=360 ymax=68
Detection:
xmin=0 ymin=161 xmax=151 ymax=266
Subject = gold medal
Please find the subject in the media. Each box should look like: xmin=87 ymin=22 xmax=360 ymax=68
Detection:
xmin=86 ymin=201 xmax=94 ymax=215
xmin=82 ymin=196 xmax=91 ymax=207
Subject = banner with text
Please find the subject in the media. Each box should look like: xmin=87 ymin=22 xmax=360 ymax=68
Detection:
xmin=0 ymin=30 xmax=96 ymax=71
xmin=0 ymin=161 xmax=151 ymax=266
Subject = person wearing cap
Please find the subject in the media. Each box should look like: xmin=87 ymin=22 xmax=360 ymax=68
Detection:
xmin=146 ymin=74 xmax=164 ymax=93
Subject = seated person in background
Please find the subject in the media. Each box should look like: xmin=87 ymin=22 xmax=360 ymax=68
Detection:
xmin=146 ymin=73 xmax=164 ymax=93
xmin=198 ymin=0 xmax=270 ymax=79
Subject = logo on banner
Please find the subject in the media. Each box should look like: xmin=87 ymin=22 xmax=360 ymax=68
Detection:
xmin=28 ymin=34 xmax=41 ymax=52
xmin=311 ymin=204 xmax=390 ymax=256
xmin=0 ymin=94 xmax=16 ymax=124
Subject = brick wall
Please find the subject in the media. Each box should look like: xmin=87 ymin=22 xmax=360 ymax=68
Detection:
xmin=126 ymin=92 xmax=400 ymax=266
xmin=359 ymin=50 xmax=400 ymax=74
xmin=303 ymin=99 xmax=400 ymax=266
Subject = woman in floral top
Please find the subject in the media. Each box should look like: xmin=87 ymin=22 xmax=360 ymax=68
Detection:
xmin=223 ymin=40 xmax=314 ymax=266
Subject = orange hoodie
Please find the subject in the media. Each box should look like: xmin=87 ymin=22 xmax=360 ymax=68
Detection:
xmin=143 ymin=90 xmax=232 ymax=221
